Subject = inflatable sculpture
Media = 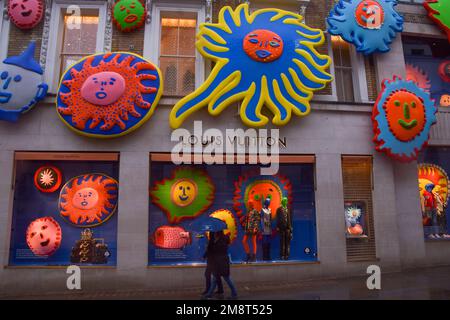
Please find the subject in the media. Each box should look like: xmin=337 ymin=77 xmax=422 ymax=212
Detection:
xmin=150 ymin=168 xmax=214 ymax=223
xmin=57 ymin=52 xmax=162 ymax=138
xmin=59 ymin=174 xmax=119 ymax=227
xmin=0 ymin=42 xmax=48 ymax=122
xmin=327 ymin=0 xmax=403 ymax=55
xmin=112 ymin=0 xmax=146 ymax=32
xmin=34 ymin=165 xmax=62 ymax=193
xmin=406 ymin=63 xmax=431 ymax=91
xmin=26 ymin=217 xmax=62 ymax=256
xmin=372 ymin=76 xmax=437 ymax=162
xmin=8 ymin=0 xmax=44 ymax=29
xmin=423 ymin=0 xmax=450 ymax=42
xmin=170 ymin=4 xmax=332 ymax=128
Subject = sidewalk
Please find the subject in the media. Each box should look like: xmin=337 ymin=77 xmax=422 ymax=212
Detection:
xmin=3 ymin=265 xmax=450 ymax=300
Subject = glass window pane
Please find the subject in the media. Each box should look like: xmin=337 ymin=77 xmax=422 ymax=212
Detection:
xmin=160 ymin=13 xmax=197 ymax=95
xmin=62 ymin=14 xmax=99 ymax=54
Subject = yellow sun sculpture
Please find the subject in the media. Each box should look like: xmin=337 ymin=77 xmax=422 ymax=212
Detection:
xmin=210 ymin=209 xmax=238 ymax=243
xmin=170 ymin=4 xmax=333 ymax=128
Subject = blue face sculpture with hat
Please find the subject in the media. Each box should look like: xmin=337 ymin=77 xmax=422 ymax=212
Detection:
xmin=0 ymin=41 xmax=48 ymax=122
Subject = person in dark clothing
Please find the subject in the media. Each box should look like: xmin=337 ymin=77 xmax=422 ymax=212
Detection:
xmin=276 ymin=197 xmax=293 ymax=260
xmin=202 ymin=231 xmax=238 ymax=299
xmin=202 ymin=232 xmax=224 ymax=297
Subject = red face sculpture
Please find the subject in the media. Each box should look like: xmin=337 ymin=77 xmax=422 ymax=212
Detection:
xmin=243 ymin=29 xmax=284 ymax=63
xmin=8 ymin=0 xmax=44 ymax=29
xmin=384 ymin=90 xmax=426 ymax=142
xmin=355 ymin=0 xmax=385 ymax=30
xmin=33 ymin=165 xmax=62 ymax=193
xmin=26 ymin=217 xmax=62 ymax=256
xmin=438 ymin=61 xmax=450 ymax=83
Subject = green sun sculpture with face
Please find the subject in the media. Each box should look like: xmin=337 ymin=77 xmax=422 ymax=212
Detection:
xmin=112 ymin=0 xmax=146 ymax=32
xmin=424 ymin=0 xmax=450 ymax=41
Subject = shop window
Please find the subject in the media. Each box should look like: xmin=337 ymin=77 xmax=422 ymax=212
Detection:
xmin=148 ymin=154 xmax=318 ymax=266
xmin=418 ymin=147 xmax=450 ymax=240
xmin=403 ymin=37 xmax=450 ymax=107
xmin=8 ymin=152 xmax=119 ymax=266
xmin=44 ymin=2 xmax=107 ymax=92
xmin=342 ymin=156 xmax=377 ymax=262
xmin=143 ymin=4 xmax=204 ymax=98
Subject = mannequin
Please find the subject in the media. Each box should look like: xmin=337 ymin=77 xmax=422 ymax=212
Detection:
xmin=261 ymin=197 xmax=272 ymax=261
xmin=242 ymin=200 xmax=260 ymax=262
xmin=276 ymin=197 xmax=292 ymax=260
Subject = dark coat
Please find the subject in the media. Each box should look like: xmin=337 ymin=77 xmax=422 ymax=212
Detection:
xmin=205 ymin=234 xmax=230 ymax=277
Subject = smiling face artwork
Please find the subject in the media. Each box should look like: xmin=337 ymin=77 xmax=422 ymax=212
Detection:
xmin=0 ymin=41 xmax=48 ymax=122
xmin=372 ymin=76 xmax=437 ymax=162
xmin=26 ymin=217 xmax=62 ymax=257
xmin=112 ymin=0 xmax=146 ymax=32
xmin=8 ymin=0 xmax=44 ymax=29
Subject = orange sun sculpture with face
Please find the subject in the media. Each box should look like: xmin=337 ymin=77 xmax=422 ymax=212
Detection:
xmin=57 ymin=52 xmax=162 ymax=138
xmin=59 ymin=174 xmax=119 ymax=227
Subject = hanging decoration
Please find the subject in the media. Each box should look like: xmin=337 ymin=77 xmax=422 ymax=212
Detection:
xmin=26 ymin=217 xmax=62 ymax=256
xmin=8 ymin=0 xmax=44 ymax=29
xmin=57 ymin=52 xmax=162 ymax=138
xmin=0 ymin=41 xmax=48 ymax=122
xmin=438 ymin=60 xmax=450 ymax=83
xmin=372 ymin=76 xmax=437 ymax=162
xmin=233 ymin=170 xmax=292 ymax=220
xmin=150 ymin=168 xmax=215 ymax=224
xmin=209 ymin=209 xmax=238 ymax=243
xmin=33 ymin=165 xmax=62 ymax=193
xmin=405 ymin=63 xmax=431 ymax=91
xmin=59 ymin=174 xmax=119 ymax=227
xmin=112 ymin=0 xmax=146 ymax=32
xmin=151 ymin=226 xmax=192 ymax=249
xmin=327 ymin=0 xmax=404 ymax=55
xmin=423 ymin=0 xmax=450 ymax=42
xmin=440 ymin=95 xmax=450 ymax=107
xmin=169 ymin=3 xmax=333 ymax=128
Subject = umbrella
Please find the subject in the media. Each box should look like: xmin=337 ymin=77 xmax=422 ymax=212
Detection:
xmin=200 ymin=217 xmax=227 ymax=232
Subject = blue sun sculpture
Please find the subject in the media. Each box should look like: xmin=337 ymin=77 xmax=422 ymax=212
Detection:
xmin=170 ymin=4 xmax=333 ymax=128
xmin=327 ymin=0 xmax=404 ymax=55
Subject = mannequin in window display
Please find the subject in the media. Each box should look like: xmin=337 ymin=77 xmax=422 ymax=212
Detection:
xmin=261 ymin=197 xmax=272 ymax=261
xmin=276 ymin=197 xmax=292 ymax=260
xmin=242 ymin=200 xmax=260 ymax=263
xmin=421 ymin=183 xmax=443 ymax=239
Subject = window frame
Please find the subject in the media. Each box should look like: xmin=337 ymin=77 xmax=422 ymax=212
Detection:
xmin=0 ymin=0 xmax=11 ymax=61
xmin=143 ymin=2 xmax=206 ymax=96
xmin=44 ymin=0 xmax=107 ymax=93
xmin=321 ymin=34 xmax=370 ymax=103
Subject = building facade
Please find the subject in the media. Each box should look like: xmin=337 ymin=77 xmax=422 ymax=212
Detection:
xmin=0 ymin=0 xmax=449 ymax=295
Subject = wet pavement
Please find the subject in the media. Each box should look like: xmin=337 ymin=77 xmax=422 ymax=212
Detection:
xmin=3 ymin=265 xmax=450 ymax=300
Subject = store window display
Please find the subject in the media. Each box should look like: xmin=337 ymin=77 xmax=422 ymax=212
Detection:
xmin=149 ymin=161 xmax=317 ymax=266
xmin=418 ymin=148 xmax=450 ymax=240
xmin=8 ymin=153 xmax=119 ymax=266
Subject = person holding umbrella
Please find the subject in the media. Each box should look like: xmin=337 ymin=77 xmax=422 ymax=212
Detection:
xmin=201 ymin=231 xmax=224 ymax=298
xmin=201 ymin=217 xmax=238 ymax=300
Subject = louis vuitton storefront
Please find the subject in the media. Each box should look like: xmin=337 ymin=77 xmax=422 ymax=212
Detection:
xmin=0 ymin=0 xmax=449 ymax=296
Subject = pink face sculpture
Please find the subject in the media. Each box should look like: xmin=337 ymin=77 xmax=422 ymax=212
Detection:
xmin=80 ymin=71 xmax=126 ymax=106
xmin=26 ymin=217 xmax=62 ymax=256
xmin=8 ymin=0 xmax=44 ymax=29
xmin=72 ymin=187 xmax=99 ymax=210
